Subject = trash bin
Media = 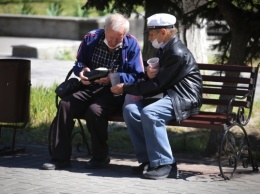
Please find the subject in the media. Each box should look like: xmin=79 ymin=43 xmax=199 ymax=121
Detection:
xmin=0 ymin=59 xmax=31 ymax=154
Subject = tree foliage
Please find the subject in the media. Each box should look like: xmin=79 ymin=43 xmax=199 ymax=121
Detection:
xmin=82 ymin=0 xmax=260 ymax=65
xmin=205 ymin=0 xmax=260 ymax=65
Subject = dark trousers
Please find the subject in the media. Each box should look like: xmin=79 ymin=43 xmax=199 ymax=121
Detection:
xmin=51 ymin=84 xmax=124 ymax=161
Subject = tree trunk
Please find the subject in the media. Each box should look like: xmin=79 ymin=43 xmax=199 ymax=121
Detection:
xmin=182 ymin=0 xmax=208 ymax=63
xmin=185 ymin=19 xmax=208 ymax=63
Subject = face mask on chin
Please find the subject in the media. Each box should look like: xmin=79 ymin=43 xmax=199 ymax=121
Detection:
xmin=104 ymin=38 xmax=122 ymax=49
xmin=151 ymin=39 xmax=163 ymax=49
xmin=151 ymin=31 xmax=164 ymax=49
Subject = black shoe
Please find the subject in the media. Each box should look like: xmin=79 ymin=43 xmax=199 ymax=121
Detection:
xmin=42 ymin=160 xmax=71 ymax=170
xmin=143 ymin=164 xmax=172 ymax=180
xmin=171 ymin=162 xmax=179 ymax=178
xmin=85 ymin=156 xmax=110 ymax=169
xmin=132 ymin=162 xmax=149 ymax=175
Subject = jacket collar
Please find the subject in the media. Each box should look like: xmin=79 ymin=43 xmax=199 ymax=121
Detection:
xmin=162 ymin=35 xmax=179 ymax=51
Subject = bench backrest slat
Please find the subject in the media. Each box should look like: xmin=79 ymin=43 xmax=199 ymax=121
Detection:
xmin=202 ymin=98 xmax=250 ymax=107
xmin=197 ymin=63 xmax=258 ymax=113
xmin=198 ymin=63 xmax=255 ymax=72
xmin=202 ymin=75 xmax=253 ymax=84
xmin=203 ymin=88 xmax=250 ymax=96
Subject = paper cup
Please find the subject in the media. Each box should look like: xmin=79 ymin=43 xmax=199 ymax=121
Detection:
xmin=109 ymin=72 xmax=120 ymax=86
xmin=147 ymin=57 xmax=159 ymax=68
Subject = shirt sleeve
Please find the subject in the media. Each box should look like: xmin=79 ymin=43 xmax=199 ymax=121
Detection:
xmin=73 ymin=30 xmax=98 ymax=76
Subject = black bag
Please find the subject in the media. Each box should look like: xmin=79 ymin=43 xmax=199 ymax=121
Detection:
xmin=55 ymin=78 xmax=80 ymax=98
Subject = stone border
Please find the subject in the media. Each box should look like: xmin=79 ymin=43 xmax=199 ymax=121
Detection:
xmin=0 ymin=14 xmax=144 ymax=41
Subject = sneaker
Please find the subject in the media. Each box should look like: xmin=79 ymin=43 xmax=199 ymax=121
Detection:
xmin=143 ymin=164 xmax=172 ymax=180
xmin=42 ymin=160 xmax=71 ymax=170
xmin=85 ymin=156 xmax=110 ymax=169
xmin=132 ymin=162 xmax=149 ymax=174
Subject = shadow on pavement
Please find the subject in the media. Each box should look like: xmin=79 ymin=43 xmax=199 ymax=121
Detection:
xmin=0 ymin=145 xmax=258 ymax=182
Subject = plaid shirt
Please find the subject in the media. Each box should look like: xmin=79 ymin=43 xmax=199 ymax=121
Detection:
xmin=91 ymin=33 xmax=121 ymax=71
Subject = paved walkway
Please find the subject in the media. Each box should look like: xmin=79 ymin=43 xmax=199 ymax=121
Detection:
xmin=0 ymin=145 xmax=260 ymax=194
xmin=0 ymin=36 xmax=77 ymax=87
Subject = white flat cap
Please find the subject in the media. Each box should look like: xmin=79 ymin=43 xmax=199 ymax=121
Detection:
xmin=146 ymin=13 xmax=176 ymax=31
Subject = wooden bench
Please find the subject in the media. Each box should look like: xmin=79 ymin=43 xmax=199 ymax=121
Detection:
xmin=106 ymin=63 xmax=260 ymax=180
xmin=50 ymin=63 xmax=259 ymax=180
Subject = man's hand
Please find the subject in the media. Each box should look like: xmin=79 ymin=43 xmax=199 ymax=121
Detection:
xmin=111 ymin=83 xmax=124 ymax=95
xmin=79 ymin=67 xmax=92 ymax=85
xmin=147 ymin=65 xmax=159 ymax=79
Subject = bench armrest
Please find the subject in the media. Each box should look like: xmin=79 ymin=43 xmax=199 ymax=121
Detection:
xmin=227 ymin=88 xmax=255 ymax=126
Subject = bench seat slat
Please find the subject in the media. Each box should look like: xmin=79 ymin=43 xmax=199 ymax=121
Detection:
xmin=108 ymin=114 xmax=124 ymax=122
xmin=167 ymin=112 xmax=227 ymax=130
xmin=108 ymin=112 xmax=228 ymax=130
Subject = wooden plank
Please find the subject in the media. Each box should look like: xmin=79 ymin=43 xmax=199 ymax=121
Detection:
xmin=202 ymin=88 xmax=249 ymax=96
xmin=202 ymin=98 xmax=250 ymax=107
xmin=202 ymin=75 xmax=252 ymax=84
xmin=198 ymin=63 xmax=253 ymax=72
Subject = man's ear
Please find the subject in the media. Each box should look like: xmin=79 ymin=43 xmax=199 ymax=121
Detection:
xmin=161 ymin=28 xmax=167 ymax=35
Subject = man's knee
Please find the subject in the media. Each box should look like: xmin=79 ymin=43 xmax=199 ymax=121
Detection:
xmin=123 ymin=103 xmax=141 ymax=121
xmin=140 ymin=106 xmax=154 ymax=121
xmin=123 ymin=107 xmax=130 ymax=121
xmin=87 ymin=103 xmax=102 ymax=117
xmin=59 ymin=100 xmax=70 ymax=111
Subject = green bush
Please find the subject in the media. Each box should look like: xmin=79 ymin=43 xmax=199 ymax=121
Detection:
xmin=46 ymin=1 xmax=63 ymax=16
xmin=0 ymin=0 xmax=106 ymax=17
xmin=73 ymin=0 xmax=92 ymax=17
xmin=17 ymin=1 xmax=36 ymax=15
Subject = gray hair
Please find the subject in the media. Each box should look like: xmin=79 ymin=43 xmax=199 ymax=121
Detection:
xmin=156 ymin=27 xmax=178 ymax=35
xmin=104 ymin=13 xmax=130 ymax=34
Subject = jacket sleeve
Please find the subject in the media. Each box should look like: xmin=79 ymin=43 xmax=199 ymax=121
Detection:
xmin=123 ymin=43 xmax=195 ymax=96
xmin=72 ymin=42 xmax=85 ymax=77
xmin=119 ymin=35 xmax=145 ymax=83
xmin=73 ymin=30 xmax=99 ymax=77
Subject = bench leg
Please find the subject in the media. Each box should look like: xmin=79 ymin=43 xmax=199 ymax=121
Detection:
xmin=218 ymin=124 xmax=256 ymax=180
xmin=48 ymin=118 xmax=92 ymax=157
xmin=71 ymin=119 xmax=92 ymax=156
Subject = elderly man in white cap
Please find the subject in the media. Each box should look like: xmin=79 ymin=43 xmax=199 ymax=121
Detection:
xmin=111 ymin=13 xmax=203 ymax=180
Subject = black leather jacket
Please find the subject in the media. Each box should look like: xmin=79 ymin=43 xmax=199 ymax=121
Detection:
xmin=123 ymin=36 xmax=203 ymax=122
